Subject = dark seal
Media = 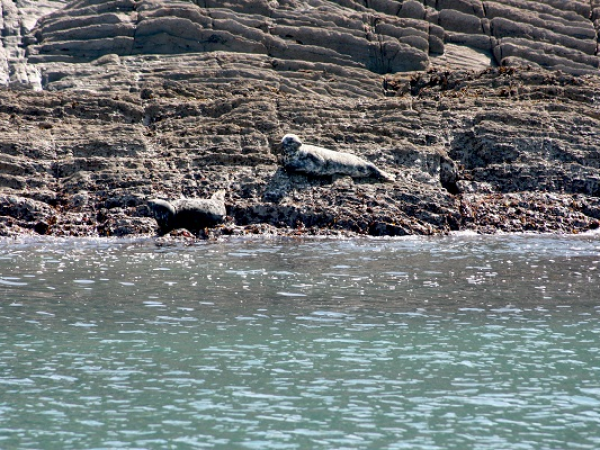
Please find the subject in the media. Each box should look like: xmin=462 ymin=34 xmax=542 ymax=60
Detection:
xmin=148 ymin=191 xmax=226 ymax=234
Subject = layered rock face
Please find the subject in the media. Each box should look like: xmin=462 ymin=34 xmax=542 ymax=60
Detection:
xmin=22 ymin=0 xmax=600 ymax=75
xmin=0 ymin=0 xmax=64 ymax=89
xmin=1 ymin=0 xmax=599 ymax=237
xmin=27 ymin=0 xmax=433 ymax=74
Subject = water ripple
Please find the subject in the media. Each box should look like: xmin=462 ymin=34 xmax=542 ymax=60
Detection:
xmin=1 ymin=235 xmax=600 ymax=449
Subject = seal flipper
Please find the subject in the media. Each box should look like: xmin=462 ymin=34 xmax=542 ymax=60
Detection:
xmin=374 ymin=167 xmax=395 ymax=182
xmin=284 ymin=155 xmax=308 ymax=173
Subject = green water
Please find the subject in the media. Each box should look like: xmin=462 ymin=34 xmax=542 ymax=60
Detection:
xmin=1 ymin=235 xmax=599 ymax=449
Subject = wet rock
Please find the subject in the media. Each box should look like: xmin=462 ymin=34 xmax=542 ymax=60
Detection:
xmin=0 ymin=195 xmax=55 ymax=223
xmin=69 ymin=190 xmax=89 ymax=209
xmin=33 ymin=220 xmax=50 ymax=235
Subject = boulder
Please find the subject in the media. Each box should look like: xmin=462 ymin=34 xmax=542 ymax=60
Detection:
xmin=439 ymin=9 xmax=483 ymax=34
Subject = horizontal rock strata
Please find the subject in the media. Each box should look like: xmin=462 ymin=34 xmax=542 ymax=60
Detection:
xmin=23 ymin=0 xmax=600 ymax=76
xmin=1 ymin=0 xmax=599 ymax=237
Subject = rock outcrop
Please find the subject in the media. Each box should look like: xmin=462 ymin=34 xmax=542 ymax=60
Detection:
xmin=1 ymin=0 xmax=599 ymax=237
xmin=22 ymin=0 xmax=600 ymax=75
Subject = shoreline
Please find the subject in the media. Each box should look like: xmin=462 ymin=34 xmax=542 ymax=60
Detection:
xmin=1 ymin=227 xmax=599 ymax=249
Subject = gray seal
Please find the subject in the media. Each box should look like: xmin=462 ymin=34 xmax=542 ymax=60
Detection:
xmin=148 ymin=190 xmax=226 ymax=234
xmin=280 ymin=134 xmax=395 ymax=182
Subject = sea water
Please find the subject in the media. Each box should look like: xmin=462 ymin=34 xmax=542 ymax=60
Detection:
xmin=1 ymin=234 xmax=599 ymax=449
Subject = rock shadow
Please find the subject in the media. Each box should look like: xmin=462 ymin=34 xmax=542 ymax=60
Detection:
xmin=261 ymin=168 xmax=334 ymax=204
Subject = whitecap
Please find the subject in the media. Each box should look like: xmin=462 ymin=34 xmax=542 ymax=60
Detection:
xmin=0 ymin=278 xmax=27 ymax=286
xmin=276 ymin=291 xmax=307 ymax=297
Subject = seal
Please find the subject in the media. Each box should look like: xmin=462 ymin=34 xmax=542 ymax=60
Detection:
xmin=148 ymin=190 xmax=226 ymax=234
xmin=280 ymin=134 xmax=395 ymax=182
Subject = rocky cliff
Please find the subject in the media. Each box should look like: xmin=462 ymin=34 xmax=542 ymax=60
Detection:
xmin=1 ymin=0 xmax=599 ymax=237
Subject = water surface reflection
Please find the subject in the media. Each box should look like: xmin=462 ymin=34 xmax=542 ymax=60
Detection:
xmin=1 ymin=235 xmax=599 ymax=449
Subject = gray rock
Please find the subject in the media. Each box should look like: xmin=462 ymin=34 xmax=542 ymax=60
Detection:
xmin=494 ymin=39 xmax=600 ymax=74
xmin=398 ymin=1 xmax=426 ymax=20
xmin=439 ymin=9 xmax=483 ymax=34
xmin=434 ymin=0 xmax=485 ymax=18
xmin=446 ymin=33 xmax=493 ymax=52
xmin=0 ymin=195 xmax=55 ymax=222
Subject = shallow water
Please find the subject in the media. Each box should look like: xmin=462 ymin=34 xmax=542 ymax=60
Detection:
xmin=1 ymin=234 xmax=600 ymax=449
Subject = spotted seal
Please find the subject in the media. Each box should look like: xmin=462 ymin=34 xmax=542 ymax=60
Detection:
xmin=280 ymin=134 xmax=395 ymax=182
xmin=148 ymin=190 xmax=226 ymax=234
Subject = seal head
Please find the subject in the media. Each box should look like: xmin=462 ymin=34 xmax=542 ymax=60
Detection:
xmin=148 ymin=199 xmax=177 ymax=232
xmin=280 ymin=133 xmax=303 ymax=155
